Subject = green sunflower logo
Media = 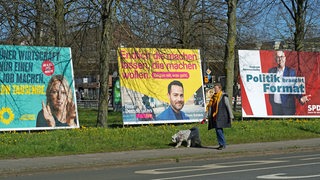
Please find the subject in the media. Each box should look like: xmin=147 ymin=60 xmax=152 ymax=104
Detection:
xmin=0 ymin=107 xmax=15 ymax=125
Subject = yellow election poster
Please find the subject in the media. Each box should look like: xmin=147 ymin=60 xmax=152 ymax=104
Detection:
xmin=117 ymin=48 xmax=205 ymax=124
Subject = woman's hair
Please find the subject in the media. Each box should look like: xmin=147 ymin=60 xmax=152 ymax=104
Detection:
xmin=214 ymin=83 xmax=222 ymax=89
xmin=46 ymin=74 xmax=73 ymax=103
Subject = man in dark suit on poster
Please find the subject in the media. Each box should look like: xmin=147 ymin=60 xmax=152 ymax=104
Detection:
xmin=268 ymin=50 xmax=311 ymax=115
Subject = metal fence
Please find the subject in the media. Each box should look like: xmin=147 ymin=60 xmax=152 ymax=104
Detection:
xmin=77 ymin=100 xmax=99 ymax=109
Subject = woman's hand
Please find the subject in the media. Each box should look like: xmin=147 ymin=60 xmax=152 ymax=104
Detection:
xmin=66 ymin=100 xmax=77 ymax=127
xmin=42 ymin=101 xmax=55 ymax=127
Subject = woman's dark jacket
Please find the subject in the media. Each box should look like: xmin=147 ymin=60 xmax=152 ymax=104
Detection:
xmin=208 ymin=93 xmax=233 ymax=130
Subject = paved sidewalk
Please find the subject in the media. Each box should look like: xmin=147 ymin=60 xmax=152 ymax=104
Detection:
xmin=0 ymin=138 xmax=319 ymax=176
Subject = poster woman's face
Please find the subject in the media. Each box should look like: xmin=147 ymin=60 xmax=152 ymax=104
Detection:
xmin=49 ymin=80 xmax=68 ymax=111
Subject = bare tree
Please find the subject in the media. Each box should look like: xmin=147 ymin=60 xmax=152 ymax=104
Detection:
xmin=117 ymin=1 xmax=228 ymax=77
xmin=54 ymin=0 xmax=66 ymax=46
xmin=1 ymin=0 xmax=319 ymax=124
xmin=280 ymin=0 xmax=308 ymax=51
xmin=0 ymin=0 xmax=68 ymax=46
xmin=34 ymin=0 xmax=43 ymax=45
xmin=224 ymin=0 xmax=238 ymax=105
xmin=0 ymin=1 xmax=20 ymax=44
xmin=259 ymin=0 xmax=320 ymax=51
xmin=97 ymin=0 xmax=115 ymax=127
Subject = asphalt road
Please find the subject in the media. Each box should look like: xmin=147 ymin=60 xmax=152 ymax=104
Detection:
xmin=0 ymin=138 xmax=319 ymax=179
xmin=2 ymin=150 xmax=320 ymax=180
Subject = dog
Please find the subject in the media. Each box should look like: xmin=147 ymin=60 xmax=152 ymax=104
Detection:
xmin=171 ymin=127 xmax=202 ymax=148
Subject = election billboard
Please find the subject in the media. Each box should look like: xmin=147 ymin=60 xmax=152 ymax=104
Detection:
xmin=0 ymin=45 xmax=79 ymax=131
xmin=117 ymin=48 xmax=205 ymax=125
xmin=239 ymin=50 xmax=320 ymax=118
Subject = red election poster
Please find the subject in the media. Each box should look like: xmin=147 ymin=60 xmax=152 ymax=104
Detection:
xmin=239 ymin=50 xmax=320 ymax=118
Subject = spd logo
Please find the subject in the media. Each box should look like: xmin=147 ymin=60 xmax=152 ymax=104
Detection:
xmin=307 ymin=105 xmax=320 ymax=113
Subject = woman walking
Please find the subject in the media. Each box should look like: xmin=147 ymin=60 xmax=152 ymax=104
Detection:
xmin=206 ymin=83 xmax=234 ymax=150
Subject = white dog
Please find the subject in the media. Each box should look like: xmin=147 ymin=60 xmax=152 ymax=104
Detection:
xmin=171 ymin=127 xmax=201 ymax=148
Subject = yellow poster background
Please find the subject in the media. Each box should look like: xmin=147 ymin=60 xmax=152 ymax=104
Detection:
xmin=117 ymin=48 xmax=202 ymax=103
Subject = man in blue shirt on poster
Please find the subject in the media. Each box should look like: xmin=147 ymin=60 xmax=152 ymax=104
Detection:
xmin=156 ymin=80 xmax=190 ymax=120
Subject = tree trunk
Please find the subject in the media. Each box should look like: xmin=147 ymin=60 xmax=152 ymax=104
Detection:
xmin=54 ymin=0 xmax=65 ymax=46
xmin=12 ymin=2 xmax=19 ymax=45
xmin=34 ymin=0 xmax=43 ymax=46
xmin=280 ymin=0 xmax=307 ymax=51
xmin=225 ymin=0 xmax=237 ymax=107
xmin=97 ymin=0 xmax=114 ymax=127
xmin=294 ymin=0 xmax=305 ymax=51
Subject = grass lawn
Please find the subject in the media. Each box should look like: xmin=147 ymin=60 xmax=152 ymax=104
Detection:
xmin=0 ymin=108 xmax=319 ymax=159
